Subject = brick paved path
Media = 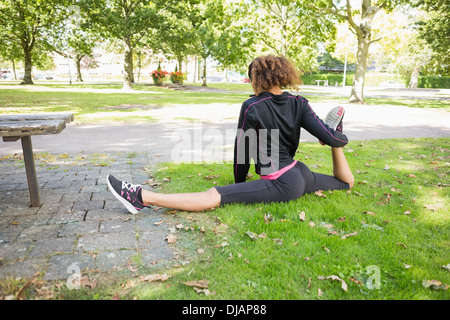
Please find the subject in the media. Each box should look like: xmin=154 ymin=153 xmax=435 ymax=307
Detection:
xmin=0 ymin=152 xmax=180 ymax=280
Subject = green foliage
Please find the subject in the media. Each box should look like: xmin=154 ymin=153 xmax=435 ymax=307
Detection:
xmin=418 ymin=76 xmax=450 ymax=89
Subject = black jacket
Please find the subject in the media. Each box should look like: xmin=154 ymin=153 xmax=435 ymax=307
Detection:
xmin=233 ymin=91 xmax=348 ymax=183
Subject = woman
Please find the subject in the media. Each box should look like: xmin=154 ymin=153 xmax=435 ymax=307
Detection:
xmin=106 ymin=55 xmax=354 ymax=213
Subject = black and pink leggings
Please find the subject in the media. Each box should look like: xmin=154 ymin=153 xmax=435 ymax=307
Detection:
xmin=214 ymin=161 xmax=349 ymax=205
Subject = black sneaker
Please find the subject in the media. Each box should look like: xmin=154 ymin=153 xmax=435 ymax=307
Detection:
xmin=106 ymin=174 xmax=148 ymax=214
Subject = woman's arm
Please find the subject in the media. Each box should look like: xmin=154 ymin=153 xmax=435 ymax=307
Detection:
xmin=300 ymin=101 xmax=348 ymax=148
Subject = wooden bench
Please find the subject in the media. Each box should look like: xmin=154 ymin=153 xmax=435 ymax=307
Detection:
xmin=0 ymin=113 xmax=74 ymax=207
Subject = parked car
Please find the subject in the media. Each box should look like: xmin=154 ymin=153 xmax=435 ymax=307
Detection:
xmin=379 ymin=80 xmax=405 ymax=88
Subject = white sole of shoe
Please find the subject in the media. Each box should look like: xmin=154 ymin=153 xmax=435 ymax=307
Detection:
xmin=106 ymin=175 xmax=139 ymax=215
xmin=325 ymin=106 xmax=345 ymax=130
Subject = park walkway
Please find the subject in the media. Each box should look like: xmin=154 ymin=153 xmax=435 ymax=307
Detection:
xmin=1 ymin=90 xmax=449 ymax=281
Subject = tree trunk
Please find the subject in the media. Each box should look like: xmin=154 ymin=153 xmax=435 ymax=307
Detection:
xmin=75 ymin=54 xmax=84 ymax=82
xmin=122 ymin=38 xmax=133 ymax=90
xmin=202 ymin=57 xmax=207 ymax=87
xmin=12 ymin=60 xmax=17 ymax=80
xmin=409 ymin=65 xmax=420 ymax=88
xmin=21 ymin=47 xmax=33 ymax=85
xmin=349 ymin=35 xmax=370 ymax=103
xmin=177 ymin=56 xmax=183 ymax=73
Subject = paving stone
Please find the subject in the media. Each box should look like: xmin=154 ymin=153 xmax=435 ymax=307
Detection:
xmin=37 ymin=202 xmax=73 ymax=215
xmin=0 ymin=257 xmax=48 ymax=279
xmin=8 ymin=214 xmax=49 ymax=228
xmin=0 ymin=206 xmax=39 ymax=216
xmin=43 ymin=180 xmax=73 ymax=189
xmin=77 ymin=232 xmax=137 ymax=252
xmin=103 ymin=200 xmax=126 ymax=211
xmin=0 ymin=226 xmax=23 ymax=243
xmin=137 ymin=229 xmax=170 ymax=251
xmin=60 ymin=192 xmax=92 ymax=203
xmin=99 ymin=219 xmax=135 ymax=234
xmin=29 ymin=237 xmax=77 ymax=258
xmin=44 ymin=253 xmax=96 ymax=281
xmin=84 ymin=209 xmax=128 ymax=221
xmin=72 ymin=200 xmax=104 ymax=211
xmin=95 ymin=250 xmax=137 ymax=271
xmin=16 ymin=224 xmax=63 ymax=242
xmin=0 ymin=241 xmax=33 ymax=261
xmin=48 ymin=210 xmax=86 ymax=225
xmin=59 ymin=220 xmax=99 ymax=237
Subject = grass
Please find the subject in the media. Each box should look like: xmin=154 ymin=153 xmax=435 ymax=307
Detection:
xmin=1 ymin=82 xmax=448 ymax=124
xmin=2 ymin=137 xmax=447 ymax=300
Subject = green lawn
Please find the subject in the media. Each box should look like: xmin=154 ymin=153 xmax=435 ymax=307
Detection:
xmin=136 ymin=137 xmax=449 ymax=300
xmin=1 ymin=82 xmax=448 ymax=123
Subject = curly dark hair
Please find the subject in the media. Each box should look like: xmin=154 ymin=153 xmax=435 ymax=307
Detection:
xmin=248 ymin=55 xmax=302 ymax=95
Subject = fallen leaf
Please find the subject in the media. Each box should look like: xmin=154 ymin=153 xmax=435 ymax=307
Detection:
xmin=341 ymin=232 xmax=358 ymax=240
xmin=80 ymin=277 xmax=97 ymax=289
xmin=166 ymin=210 xmax=177 ymax=214
xmin=424 ymin=204 xmax=438 ymax=211
xmin=441 ymin=264 xmax=450 ymax=271
xmin=314 ymin=190 xmax=327 ymax=198
xmin=319 ymin=275 xmax=348 ymax=292
xmin=140 ymin=274 xmax=171 ymax=282
xmin=309 ymin=221 xmax=316 ymax=227
xmin=175 ymin=223 xmax=184 ymax=230
xmin=318 ymin=288 xmax=322 ymax=297
xmin=299 ymin=211 xmax=306 ymax=221
xmin=406 ymin=174 xmax=416 ymax=178
xmin=263 ymin=213 xmax=273 ymax=224
xmin=349 ymin=278 xmax=363 ymax=286
xmin=165 ymin=234 xmax=177 ymax=244
xmin=197 ymin=249 xmax=204 ymax=254
xmin=154 ymin=220 xmax=163 ymax=226
xmin=396 ymin=242 xmax=408 ymax=248
xmin=403 ymin=210 xmax=411 ymax=215
xmin=194 ymin=287 xmax=214 ymax=295
xmin=363 ymin=211 xmax=376 ymax=216
xmin=182 ymin=280 xmax=209 ymax=288
xmin=245 ymin=231 xmax=258 ymax=240
xmin=323 ymin=247 xmax=330 ymax=254
xmin=404 ymin=264 xmax=412 ymax=269
xmin=422 ymin=279 xmax=449 ymax=290
xmin=273 ymin=238 xmax=283 ymax=245
xmin=337 ymin=216 xmax=346 ymax=222
xmin=353 ymin=191 xmax=363 ymax=196
xmin=307 ymin=277 xmax=312 ymax=289
xmin=383 ymin=165 xmax=390 ymax=170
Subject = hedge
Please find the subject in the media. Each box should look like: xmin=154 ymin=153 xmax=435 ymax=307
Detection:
xmin=418 ymin=76 xmax=450 ymax=89
xmin=301 ymin=72 xmax=450 ymax=89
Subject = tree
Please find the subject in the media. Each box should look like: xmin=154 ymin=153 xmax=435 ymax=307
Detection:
xmin=414 ymin=0 xmax=450 ymax=75
xmin=309 ymin=0 xmax=404 ymax=103
xmin=246 ymin=0 xmax=336 ymax=73
xmin=0 ymin=0 xmax=69 ymax=84
xmin=81 ymin=0 xmax=166 ymax=90
xmin=186 ymin=0 xmax=254 ymax=87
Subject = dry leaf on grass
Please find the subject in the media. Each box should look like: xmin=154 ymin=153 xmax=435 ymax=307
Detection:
xmin=194 ymin=287 xmax=215 ymax=295
xmin=299 ymin=211 xmax=306 ymax=221
xmin=318 ymin=275 xmax=348 ymax=292
xmin=422 ymin=279 xmax=449 ymax=290
xmin=314 ymin=190 xmax=327 ymax=198
xmin=154 ymin=220 xmax=163 ymax=226
xmin=341 ymin=232 xmax=358 ymax=240
xmin=165 ymin=234 xmax=177 ymax=244
xmin=140 ymin=274 xmax=172 ymax=283
xmin=264 ymin=213 xmax=274 ymax=224
xmin=182 ymin=280 xmax=209 ymax=288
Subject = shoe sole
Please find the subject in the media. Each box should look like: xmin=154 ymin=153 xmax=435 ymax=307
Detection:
xmin=325 ymin=106 xmax=345 ymax=130
xmin=106 ymin=175 xmax=139 ymax=215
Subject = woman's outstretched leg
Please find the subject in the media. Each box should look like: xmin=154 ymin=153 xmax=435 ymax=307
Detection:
xmin=141 ymin=187 xmax=221 ymax=212
xmin=107 ymin=174 xmax=220 ymax=214
xmin=331 ymin=147 xmax=354 ymax=188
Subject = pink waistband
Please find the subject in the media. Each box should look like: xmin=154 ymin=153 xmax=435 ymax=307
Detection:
xmin=260 ymin=160 xmax=298 ymax=180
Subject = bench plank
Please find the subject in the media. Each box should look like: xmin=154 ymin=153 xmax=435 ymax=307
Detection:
xmin=0 ymin=119 xmax=66 ymax=137
xmin=0 ymin=113 xmax=74 ymax=123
